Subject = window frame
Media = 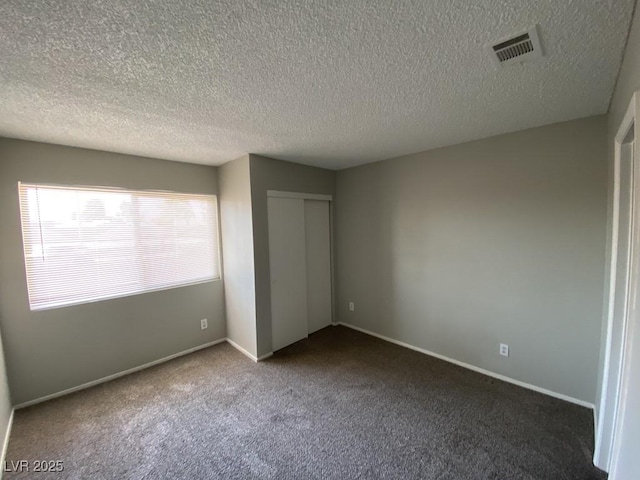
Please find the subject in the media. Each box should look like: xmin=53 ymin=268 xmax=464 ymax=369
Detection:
xmin=18 ymin=182 xmax=222 ymax=311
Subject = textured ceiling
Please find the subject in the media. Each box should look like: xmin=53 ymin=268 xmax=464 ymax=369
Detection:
xmin=0 ymin=1 xmax=635 ymax=169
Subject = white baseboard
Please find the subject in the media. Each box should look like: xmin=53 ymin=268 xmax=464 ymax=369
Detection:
xmin=226 ymin=338 xmax=273 ymax=362
xmin=225 ymin=338 xmax=258 ymax=361
xmin=339 ymin=322 xmax=595 ymax=409
xmin=0 ymin=408 xmax=14 ymax=479
xmin=14 ymin=339 xmax=227 ymax=409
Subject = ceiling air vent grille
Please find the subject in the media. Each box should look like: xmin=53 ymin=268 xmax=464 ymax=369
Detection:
xmin=489 ymin=26 xmax=543 ymax=67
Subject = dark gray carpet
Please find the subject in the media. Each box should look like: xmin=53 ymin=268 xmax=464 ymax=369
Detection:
xmin=5 ymin=326 xmax=605 ymax=479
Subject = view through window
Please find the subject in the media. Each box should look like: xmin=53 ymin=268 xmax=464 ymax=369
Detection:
xmin=18 ymin=183 xmax=220 ymax=310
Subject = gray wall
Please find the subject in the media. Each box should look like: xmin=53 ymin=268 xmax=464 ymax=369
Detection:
xmin=0 ymin=138 xmax=225 ymax=405
xmin=249 ymin=154 xmax=336 ymax=357
xmin=219 ymin=155 xmax=258 ymax=358
xmin=608 ymin=3 xmax=640 ymax=132
xmin=336 ymin=116 xmax=608 ymax=403
xmin=598 ymin=0 xmax=640 ymax=400
xmin=0 ymin=324 xmax=12 ymax=455
xmin=595 ymin=0 xmax=640 ymax=470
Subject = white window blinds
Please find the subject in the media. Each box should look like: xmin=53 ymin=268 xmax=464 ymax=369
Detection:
xmin=18 ymin=183 xmax=220 ymax=311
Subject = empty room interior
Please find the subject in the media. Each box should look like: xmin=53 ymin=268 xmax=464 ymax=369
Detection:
xmin=1 ymin=1 xmax=640 ymax=479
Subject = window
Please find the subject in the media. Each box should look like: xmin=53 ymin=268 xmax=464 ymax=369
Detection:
xmin=18 ymin=183 xmax=220 ymax=311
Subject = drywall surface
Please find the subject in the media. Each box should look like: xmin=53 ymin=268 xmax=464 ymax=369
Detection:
xmin=249 ymin=155 xmax=336 ymax=357
xmin=595 ymin=1 xmax=640 ymax=470
xmin=336 ymin=116 xmax=608 ymax=403
xmin=0 ymin=138 xmax=224 ymax=404
xmin=608 ymin=282 xmax=640 ymax=478
xmin=219 ymin=155 xmax=257 ymax=358
xmin=609 ymin=3 xmax=640 ymax=134
xmin=0 ymin=324 xmax=12 ymax=456
xmin=599 ymin=0 xmax=640 ymax=399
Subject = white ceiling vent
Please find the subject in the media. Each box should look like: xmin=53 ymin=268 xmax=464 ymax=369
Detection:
xmin=489 ymin=26 xmax=543 ymax=67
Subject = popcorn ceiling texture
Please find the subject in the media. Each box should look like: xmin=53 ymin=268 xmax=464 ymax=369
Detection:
xmin=0 ymin=0 xmax=634 ymax=169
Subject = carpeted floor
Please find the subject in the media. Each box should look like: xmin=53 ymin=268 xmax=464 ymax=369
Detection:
xmin=5 ymin=326 xmax=605 ymax=479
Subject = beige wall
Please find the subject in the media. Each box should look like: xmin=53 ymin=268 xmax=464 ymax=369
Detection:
xmin=249 ymin=154 xmax=336 ymax=357
xmin=0 ymin=138 xmax=225 ymax=405
xmin=336 ymin=115 xmax=608 ymax=403
xmin=219 ymin=155 xmax=258 ymax=358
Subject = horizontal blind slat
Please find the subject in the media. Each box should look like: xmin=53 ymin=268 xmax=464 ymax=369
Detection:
xmin=18 ymin=183 xmax=220 ymax=311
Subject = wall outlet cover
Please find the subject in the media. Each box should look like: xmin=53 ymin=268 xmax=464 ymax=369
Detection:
xmin=201 ymin=318 xmax=208 ymax=330
xmin=500 ymin=343 xmax=509 ymax=357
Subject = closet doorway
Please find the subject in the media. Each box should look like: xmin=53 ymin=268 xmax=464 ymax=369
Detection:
xmin=267 ymin=191 xmax=333 ymax=352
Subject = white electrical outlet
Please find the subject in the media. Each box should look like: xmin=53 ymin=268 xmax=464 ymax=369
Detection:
xmin=349 ymin=302 xmax=355 ymax=312
xmin=200 ymin=318 xmax=208 ymax=330
xmin=499 ymin=343 xmax=509 ymax=357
